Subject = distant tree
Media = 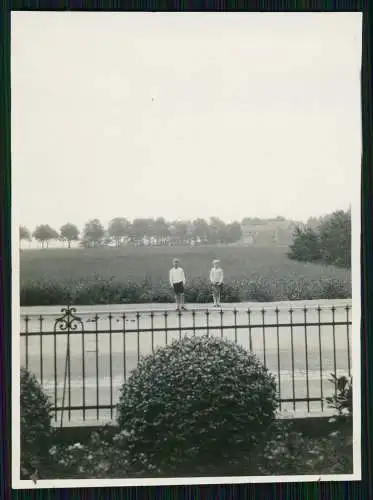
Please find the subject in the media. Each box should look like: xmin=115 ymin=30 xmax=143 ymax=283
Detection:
xmin=172 ymin=220 xmax=190 ymax=245
xmin=60 ymin=223 xmax=80 ymax=249
xmin=319 ymin=210 xmax=351 ymax=269
xmin=306 ymin=216 xmax=322 ymax=230
xmin=108 ymin=217 xmax=131 ymax=248
xmin=225 ymin=221 xmax=243 ymax=243
xmin=168 ymin=224 xmax=177 ymax=245
xmin=287 ymin=226 xmax=322 ymax=263
xmin=19 ymin=226 xmax=32 ymax=243
xmin=153 ymin=217 xmax=170 ymax=245
xmin=191 ymin=218 xmax=210 ymax=244
xmin=103 ymin=231 xmax=114 ymax=247
xmin=129 ymin=218 xmax=160 ymax=245
xmin=130 ymin=218 xmax=151 ymax=246
xmin=186 ymin=220 xmax=194 ymax=244
xmin=82 ymin=219 xmax=105 ymax=248
xmin=32 ymin=225 xmax=59 ymax=249
xmin=241 ymin=217 xmax=263 ymax=226
xmin=209 ymin=217 xmax=226 ymax=244
xmin=288 ymin=209 xmax=351 ymax=269
xmin=146 ymin=218 xmax=157 ymax=244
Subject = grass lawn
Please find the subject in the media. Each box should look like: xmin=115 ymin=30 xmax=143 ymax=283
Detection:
xmin=20 ymin=245 xmax=350 ymax=286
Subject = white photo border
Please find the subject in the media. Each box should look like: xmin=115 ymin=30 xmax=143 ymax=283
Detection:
xmin=10 ymin=10 xmax=362 ymax=489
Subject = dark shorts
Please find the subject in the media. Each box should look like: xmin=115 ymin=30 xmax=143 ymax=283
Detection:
xmin=173 ymin=282 xmax=184 ymax=294
xmin=212 ymin=283 xmax=223 ymax=292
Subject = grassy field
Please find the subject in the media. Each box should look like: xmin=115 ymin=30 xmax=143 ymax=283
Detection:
xmin=20 ymin=245 xmax=350 ymax=284
xmin=19 ymin=245 xmax=351 ymax=305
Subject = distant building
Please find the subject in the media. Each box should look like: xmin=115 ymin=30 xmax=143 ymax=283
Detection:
xmin=240 ymin=218 xmax=303 ymax=246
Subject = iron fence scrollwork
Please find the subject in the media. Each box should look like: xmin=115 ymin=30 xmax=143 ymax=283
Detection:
xmin=53 ymin=306 xmax=85 ymax=426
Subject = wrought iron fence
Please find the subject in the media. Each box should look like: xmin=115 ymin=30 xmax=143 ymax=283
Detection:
xmin=20 ymin=302 xmax=352 ymax=426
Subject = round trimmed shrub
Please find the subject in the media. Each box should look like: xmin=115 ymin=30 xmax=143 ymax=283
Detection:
xmin=20 ymin=368 xmax=53 ymax=477
xmin=117 ymin=336 xmax=278 ymax=476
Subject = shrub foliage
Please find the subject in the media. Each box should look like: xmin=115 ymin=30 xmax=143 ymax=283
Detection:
xmin=48 ymin=428 xmax=132 ymax=479
xmin=288 ymin=210 xmax=351 ymax=269
xmin=287 ymin=226 xmax=322 ymax=263
xmin=256 ymin=420 xmax=353 ymax=475
xmin=327 ymin=374 xmax=353 ymax=421
xmin=46 ymin=420 xmax=353 ymax=479
xmin=117 ymin=336 xmax=278 ymax=476
xmin=18 ymin=367 xmax=353 ymax=479
xmin=20 ymin=275 xmax=351 ymax=306
xmin=20 ymin=368 xmax=53 ymax=478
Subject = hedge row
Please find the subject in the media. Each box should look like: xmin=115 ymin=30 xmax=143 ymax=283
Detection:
xmin=20 ymin=276 xmax=351 ymax=306
xmin=43 ymin=421 xmax=352 ymax=479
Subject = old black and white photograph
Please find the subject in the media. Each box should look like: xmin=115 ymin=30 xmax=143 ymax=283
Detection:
xmin=11 ymin=12 xmax=361 ymax=488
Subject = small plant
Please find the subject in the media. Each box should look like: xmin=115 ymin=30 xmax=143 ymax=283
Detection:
xmin=326 ymin=373 xmax=352 ymax=421
xmin=117 ymin=335 xmax=278 ymax=476
xmin=48 ymin=427 xmax=134 ymax=479
xmin=256 ymin=421 xmax=353 ymax=475
xmin=20 ymin=368 xmax=54 ymax=479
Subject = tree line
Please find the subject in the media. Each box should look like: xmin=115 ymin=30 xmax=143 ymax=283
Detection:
xmin=19 ymin=217 xmax=244 ymax=249
xmin=20 ymin=210 xmax=351 ymax=269
xmin=287 ymin=209 xmax=351 ymax=269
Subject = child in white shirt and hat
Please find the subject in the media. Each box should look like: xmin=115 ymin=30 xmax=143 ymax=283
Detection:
xmin=169 ymin=258 xmax=187 ymax=311
xmin=209 ymin=259 xmax=224 ymax=308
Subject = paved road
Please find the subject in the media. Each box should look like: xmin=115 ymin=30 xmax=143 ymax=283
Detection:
xmin=19 ymin=300 xmax=353 ymax=425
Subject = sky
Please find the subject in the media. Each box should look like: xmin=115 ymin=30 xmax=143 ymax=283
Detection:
xmin=11 ymin=12 xmax=362 ymax=231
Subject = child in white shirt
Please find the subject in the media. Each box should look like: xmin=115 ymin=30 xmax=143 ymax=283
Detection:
xmin=209 ymin=259 xmax=224 ymax=308
xmin=169 ymin=258 xmax=187 ymax=311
